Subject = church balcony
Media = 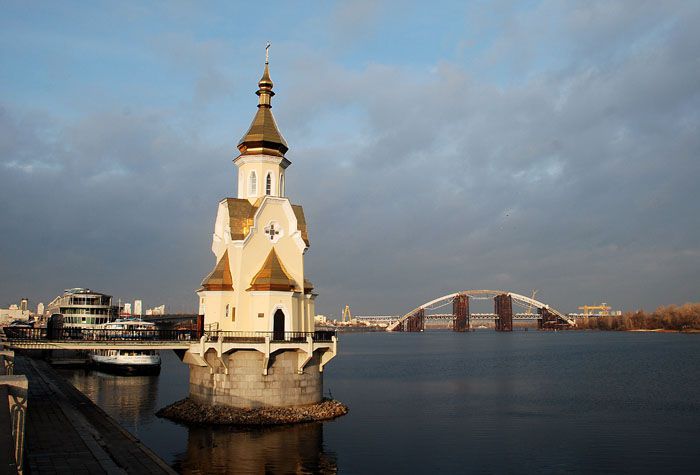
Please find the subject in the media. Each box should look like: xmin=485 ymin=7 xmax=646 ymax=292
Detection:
xmin=185 ymin=330 xmax=338 ymax=375
xmin=203 ymin=330 xmax=336 ymax=343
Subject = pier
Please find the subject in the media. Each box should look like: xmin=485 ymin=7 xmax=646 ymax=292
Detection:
xmin=0 ymin=325 xmax=338 ymax=471
xmin=7 ymin=352 xmax=175 ymax=474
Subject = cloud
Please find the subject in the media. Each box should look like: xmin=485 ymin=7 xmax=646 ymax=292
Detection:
xmin=1 ymin=1 xmax=699 ymax=317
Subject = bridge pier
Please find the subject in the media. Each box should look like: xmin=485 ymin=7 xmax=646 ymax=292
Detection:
xmin=395 ymin=308 xmax=425 ymax=332
xmin=494 ymin=294 xmax=513 ymax=332
xmin=538 ymin=308 xmax=560 ymax=330
xmin=452 ymin=294 xmax=470 ymax=332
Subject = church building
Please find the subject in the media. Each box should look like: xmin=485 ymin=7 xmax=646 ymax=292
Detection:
xmin=183 ymin=49 xmax=336 ymax=409
xmin=198 ymin=52 xmax=316 ymax=336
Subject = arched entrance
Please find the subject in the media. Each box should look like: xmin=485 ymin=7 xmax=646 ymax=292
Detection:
xmin=273 ymin=309 xmax=285 ymax=341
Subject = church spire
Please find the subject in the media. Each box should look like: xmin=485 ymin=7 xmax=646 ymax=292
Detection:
xmin=257 ymin=42 xmax=274 ymax=108
xmin=237 ymin=43 xmax=289 ymax=157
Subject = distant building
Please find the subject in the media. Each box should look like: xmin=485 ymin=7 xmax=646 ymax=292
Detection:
xmin=37 ymin=302 xmax=45 ymax=316
xmin=20 ymin=298 xmax=28 ymax=312
xmin=0 ymin=300 xmax=33 ymax=324
xmin=147 ymin=305 xmax=166 ymax=316
xmin=123 ymin=302 xmax=132 ymax=315
xmin=134 ymin=300 xmax=142 ymax=316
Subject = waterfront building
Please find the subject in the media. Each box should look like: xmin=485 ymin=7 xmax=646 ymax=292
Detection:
xmin=134 ymin=299 xmax=142 ymax=316
xmin=184 ymin=49 xmax=337 ymax=408
xmin=46 ymin=288 xmax=118 ymax=328
xmin=36 ymin=302 xmax=44 ymax=316
xmin=123 ymin=302 xmax=132 ymax=315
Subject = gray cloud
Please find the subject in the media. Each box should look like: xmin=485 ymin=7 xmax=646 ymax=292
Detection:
xmin=1 ymin=2 xmax=699 ymax=318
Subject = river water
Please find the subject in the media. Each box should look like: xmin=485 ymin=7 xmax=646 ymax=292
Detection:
xmin=59 ymin=331 xmax=700 ymax=474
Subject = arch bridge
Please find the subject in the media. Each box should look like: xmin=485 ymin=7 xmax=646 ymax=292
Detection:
xmin=387 ymin=290 xmax=575 ymax=332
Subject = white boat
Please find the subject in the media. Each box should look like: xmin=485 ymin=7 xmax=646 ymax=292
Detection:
xmin=89 ymin=319 xmax=161 ymax=374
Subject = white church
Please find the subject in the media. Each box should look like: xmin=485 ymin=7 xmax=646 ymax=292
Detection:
xmin=197 ymin=52 xmax=316 ymax=338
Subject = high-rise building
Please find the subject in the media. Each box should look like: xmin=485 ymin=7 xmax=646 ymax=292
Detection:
xmin=123 ymin=302 xmax=132 ymax=315
xmin=134 ymin=300 xmax=142 ymax=316
xmin=20 ymin=298 xmax=28 ymax=312
xmin=37 ymin=302 xmax=44 ymax=316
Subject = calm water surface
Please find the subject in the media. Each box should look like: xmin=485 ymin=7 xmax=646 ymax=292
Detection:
xmin=60 ymin=331 xmax=700 ymax=474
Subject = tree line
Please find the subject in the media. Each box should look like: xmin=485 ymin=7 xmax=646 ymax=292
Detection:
xmin=576 ymin=302 xmax=700 ymax=331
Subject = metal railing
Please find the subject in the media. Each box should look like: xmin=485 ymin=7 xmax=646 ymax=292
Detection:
xmin=3 ymin=327 xmax=335 ymax=344
xmin=205 ymin=330 xmax=336 ymax=343
xmin=3 ymin=327 xmax=201 ymax=342
xmin=0 ymin=350 xmax=26 ymax=474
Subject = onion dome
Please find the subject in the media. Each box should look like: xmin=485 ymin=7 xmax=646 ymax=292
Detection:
xmin=237 ymin=46 xmax=289 ymax=157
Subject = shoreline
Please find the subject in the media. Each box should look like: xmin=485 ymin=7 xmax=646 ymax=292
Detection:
xmin=624 ymin=328 xmax=700 ymax=333
xmin=156 ymin=397 xmax=349 ymax=426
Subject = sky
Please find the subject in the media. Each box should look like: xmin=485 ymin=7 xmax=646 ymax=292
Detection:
xmin=1 ymin=1 xmax=698 ymax=317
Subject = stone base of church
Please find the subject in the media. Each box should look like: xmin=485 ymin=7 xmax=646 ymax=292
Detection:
xmin=188 ymin=349 xmax=323 ymax=408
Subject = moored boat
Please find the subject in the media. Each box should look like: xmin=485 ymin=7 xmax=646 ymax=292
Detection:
xmin=89 ymin=319 xmax=161 ymax=374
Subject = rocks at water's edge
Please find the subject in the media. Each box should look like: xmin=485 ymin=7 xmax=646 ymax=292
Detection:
xmin=156 ymin=398 xmax=348 ymax=426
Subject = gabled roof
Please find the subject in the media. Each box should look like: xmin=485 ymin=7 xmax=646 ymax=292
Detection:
xmin=224 ymin=198 xmax=259 ymax=241
xmin=200 ymin=250 xmax=234 ymax=291
xmin=223 ymin=198 xmax=310 ymax=246
xmin=248 ymin=248 xmax=296 ymax=292
xmin=291 ymin=205 xmax=310 ymax=246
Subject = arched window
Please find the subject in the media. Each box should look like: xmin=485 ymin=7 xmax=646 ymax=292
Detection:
xmin=280 ymin=174 xmax=285 ymax=196
xmin=249 ymin=171 xmax=257 ymax=196
xmin=265 ymin=172 xmax=272 ymax=195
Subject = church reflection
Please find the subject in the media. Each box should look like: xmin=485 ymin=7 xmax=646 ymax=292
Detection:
xmin=175 ymin=422 xmax=338 ymax=475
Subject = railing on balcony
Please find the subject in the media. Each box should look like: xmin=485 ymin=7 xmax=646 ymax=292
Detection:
xmin=204 ymin=330 xmax=336 ymax=343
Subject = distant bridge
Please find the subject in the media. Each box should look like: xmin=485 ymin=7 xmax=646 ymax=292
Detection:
xmin=387 ymin=290 xmax=576 ymax=332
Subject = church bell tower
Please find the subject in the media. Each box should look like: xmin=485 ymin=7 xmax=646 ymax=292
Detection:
xmin=185 ymin=46 xmax=337 ymax=409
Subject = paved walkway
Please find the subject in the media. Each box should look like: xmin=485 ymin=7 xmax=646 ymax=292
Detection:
xmin=15 ymin=356 xmax=175 ymax=474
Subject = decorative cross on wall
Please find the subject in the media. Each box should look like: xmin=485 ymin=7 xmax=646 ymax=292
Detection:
xmin=265 ymin=223 xmax=279 ymax=241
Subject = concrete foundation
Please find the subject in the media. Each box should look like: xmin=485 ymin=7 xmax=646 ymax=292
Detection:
xmin=188 ymin=349 xmax=323 ymax=408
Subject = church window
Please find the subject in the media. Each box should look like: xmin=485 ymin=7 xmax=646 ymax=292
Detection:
xmin=258 ymin=312 xmax=264 ymax=318
xmin=249 ymin=171 xmax=257 ymax=196
xmin=225 ymin=304 xmax=229 ymax=318
xmin=280 ymin=174 xmax=285 ymax=196
xmin=264 ymin=221 xmax=282 ymax=243
xmin=231 ymin=307 xmax=236 ymax=321
xmin=265 ymin=172 xmax=272 ymax=195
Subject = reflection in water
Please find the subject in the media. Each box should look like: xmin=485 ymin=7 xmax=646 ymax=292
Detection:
xmin=60 ymin=368 xmax=160 ymax=434
xmin=53 ymin=333 xmax=700 ymax=473
xmin=176 ymin=423 xmax=338 ymax=475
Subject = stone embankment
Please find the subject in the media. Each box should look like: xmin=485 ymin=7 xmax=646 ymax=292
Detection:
xmin=157 ymin=397 xmax=348 ymax=426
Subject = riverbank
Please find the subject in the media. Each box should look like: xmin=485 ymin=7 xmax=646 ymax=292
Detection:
xmin=574 ymin=302 xmax=700 ymax=332
xmin=13 ymin=354 xmax=176 ymax=474
xmin=157 ymin=397 xmax=348 ymax=426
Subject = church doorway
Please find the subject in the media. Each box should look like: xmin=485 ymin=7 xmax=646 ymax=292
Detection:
xmin=273 ymin=309 xmax=285 ymax=341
